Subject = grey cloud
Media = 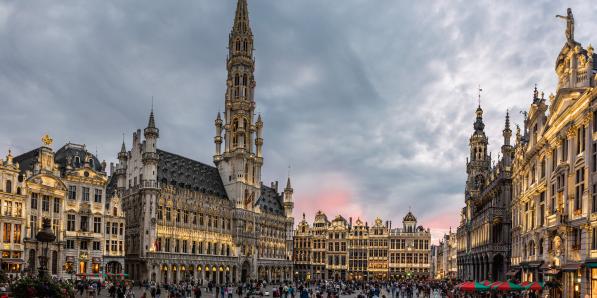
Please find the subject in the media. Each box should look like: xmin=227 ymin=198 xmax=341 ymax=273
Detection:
xmin=1 ymin=0 xmax=597 ymax=242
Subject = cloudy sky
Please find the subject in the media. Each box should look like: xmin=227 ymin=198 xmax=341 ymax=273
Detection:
xmin=1 ymin=1 xmax=596 ymax=243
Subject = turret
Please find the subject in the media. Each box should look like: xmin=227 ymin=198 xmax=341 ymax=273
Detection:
xmin=144 ymin=108 xmax=159 ymax=153
xmin=142 ymin=109 xmax=159 ymax=185
xmin=283 ymin=176 xmax=294 ymax=217
xmin=255 ymin=114 xmax=263 ymax=158
xmin=214 ymin=112 xmax=223 ymax=163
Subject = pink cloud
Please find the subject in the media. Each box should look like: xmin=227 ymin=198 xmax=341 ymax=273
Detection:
xmin=292 ymin=172 xmax=364 ymax=221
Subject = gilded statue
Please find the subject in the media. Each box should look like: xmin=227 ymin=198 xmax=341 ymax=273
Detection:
xmin=42 ymin=134 xmax=53 ymax=146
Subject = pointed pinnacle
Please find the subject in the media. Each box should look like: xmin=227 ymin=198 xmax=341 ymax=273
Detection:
xmin=148 ymin=110 xmax=156 ymax=128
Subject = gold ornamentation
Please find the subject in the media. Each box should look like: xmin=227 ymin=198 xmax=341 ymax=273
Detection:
xmin=42 ymin=134 xmax=53 ymax=146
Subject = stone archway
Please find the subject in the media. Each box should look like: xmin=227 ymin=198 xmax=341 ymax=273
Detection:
xmin=241 ymin=261 xmax=250 ymax=283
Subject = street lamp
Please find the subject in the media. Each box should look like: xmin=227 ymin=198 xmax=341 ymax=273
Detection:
xmin=36 ymin=218 xmax=56 ymax=279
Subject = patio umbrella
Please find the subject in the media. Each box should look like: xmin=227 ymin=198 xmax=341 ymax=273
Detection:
xmin=491 ymin=281 xmax=524 ymax=291
xmin=479 ymin=280 xmax=492 ymax=286
xmin=457 ymin=281 xmax=490 ymax=292
xmin=523 ymin=281 xmax=544 ymax=291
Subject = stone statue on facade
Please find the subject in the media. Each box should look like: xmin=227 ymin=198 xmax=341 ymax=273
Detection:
xmin=556 ymin=8 xmax=574 ymax=44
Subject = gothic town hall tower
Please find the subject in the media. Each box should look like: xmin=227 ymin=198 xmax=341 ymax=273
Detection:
xmin=113 ymin=0 xmax=294 ymax=283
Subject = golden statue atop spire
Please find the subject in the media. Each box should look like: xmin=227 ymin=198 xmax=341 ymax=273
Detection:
xmin=42 ymin=134 xmax=53 ymax=146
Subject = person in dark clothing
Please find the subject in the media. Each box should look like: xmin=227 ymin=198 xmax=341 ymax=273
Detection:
xmin=195 ymin=286 xmax=202 ymax=298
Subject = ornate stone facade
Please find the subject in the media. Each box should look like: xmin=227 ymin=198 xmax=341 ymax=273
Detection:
xmin=510 ymin=8 xmax=597 ymax=297
xmin=456 ymin=100 xmax=513 ymax=281
xmin=433 ymin=230 xmax=457 ymax=279
xmin=114 ymin=0 xmax=294 ymax=284
xmin=0 ymin=150 xmax=26 ymax=276
xmin=293 ymin=211 xmax=431 ymax=281
xmin=8 ymin=139 xmax=125 ymax=279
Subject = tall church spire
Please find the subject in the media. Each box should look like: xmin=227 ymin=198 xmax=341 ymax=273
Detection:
xmin=217 ymin=0 xmax=262 ymax=211
xmin=232 ymin=0 xmax=252 ymax=35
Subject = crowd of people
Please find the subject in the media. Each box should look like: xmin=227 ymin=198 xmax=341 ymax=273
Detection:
xmin=0 ymin=275 xmax=544 ymax=298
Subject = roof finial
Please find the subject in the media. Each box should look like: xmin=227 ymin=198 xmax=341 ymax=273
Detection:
xmin=505 ymin=109 xmax=510 ymax=130
xmin=147 ymin=98 xmax=156 ymax=129
xmin=477 ymin=85 xmax=483 ymax=107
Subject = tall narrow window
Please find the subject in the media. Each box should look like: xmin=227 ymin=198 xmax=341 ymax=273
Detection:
xmin=69 ymin=186 xmax=76 ymax=200
xmin=82 ymin=187 xmax=90 ymax=201
xmin=563 ymin=138 xmax=569 ymax=161
xmin=31 ymin=193 xmax=37 ymax=209
xmin=94 ymin=189 xmax=102 ymax=203
xmin=42 ymin=196 xmax=50 ymax=212
xmin=30 ymin=215 xmax=37 ymax=238
xmin=67 ymin=215 xmax=75 ymax=231
xmin=575 ymin=167 xmax=585 ymax=210
xmin=53 ymin=198 xmax=60 ymax=213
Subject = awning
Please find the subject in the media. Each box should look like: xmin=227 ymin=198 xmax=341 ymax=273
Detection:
xmin=561 ymin=263 xmax=582 ymax=272
xmin=540 ymin=262 xmax=550 ymax=270
xmin=586 ymin=262 xmax=597 ymax=268
xmin=505 ymin=268 xmax=520 ymax=276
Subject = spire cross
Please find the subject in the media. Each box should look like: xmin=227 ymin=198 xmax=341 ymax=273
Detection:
xmin=477 ymin=85 xmax=483 ymax=107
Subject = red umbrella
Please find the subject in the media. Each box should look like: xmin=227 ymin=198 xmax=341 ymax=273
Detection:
xmin=457 ymin=282 xmax=490 ymax=292
xmin=524 ymin=281 xmax=544 ymax=291
xmin=491 ymin=281 xmax=524 ymax=291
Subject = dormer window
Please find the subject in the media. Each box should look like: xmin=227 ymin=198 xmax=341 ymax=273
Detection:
xmin=74 ymin=156 xmax=81 ymax=166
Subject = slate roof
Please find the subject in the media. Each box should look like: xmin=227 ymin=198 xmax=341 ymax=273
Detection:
xmin=13 ymin=143 xmax=103 ymax=175
xmin=256 ymin=184 xmax=284 ymax=216
xmin=156 ymin=149 xmax=228 ymax=198
xmin=13 ymin=148 xmax=40 ymax=174
xmin=54 ymin=143 xmax=103 ymax=172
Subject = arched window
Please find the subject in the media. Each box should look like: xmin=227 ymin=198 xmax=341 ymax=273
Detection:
xmin=89 ymin=159 xmax=94 ymax=167
xmin=234 ymin=74 xmax=240 ymax=86
xmin=74 ymin=156 xmax=80 ymax=166
xmin=5 ymin=180 xmax=12 ymax=193
xmin=113 ymin=207 xmax=118 ymax=216
xmin=16 ymin=187 xmax=21 ymax=195
xmin=232 ymin=119 xmax=239 ymax=147
xmin=236 ymin=40 xmax=241 ymax=51
xmin=242 ymin=74 xmax=247 ymax=86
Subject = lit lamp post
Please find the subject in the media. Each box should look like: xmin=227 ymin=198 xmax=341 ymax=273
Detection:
xmin=36 ymin=218 xmax=56 ymax=279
